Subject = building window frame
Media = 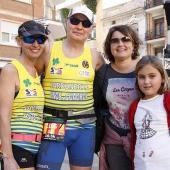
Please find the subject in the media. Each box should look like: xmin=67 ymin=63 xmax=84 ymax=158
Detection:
xmin=154 ymin=18 xmax=164 ymax=37
xmin=0 ymin=20 xmax=20 ymax=46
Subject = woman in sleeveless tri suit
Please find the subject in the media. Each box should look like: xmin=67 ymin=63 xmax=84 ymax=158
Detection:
xmin=0 ymin=20 xmax=48 ymax=170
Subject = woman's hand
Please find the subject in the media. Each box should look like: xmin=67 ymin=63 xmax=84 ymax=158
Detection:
xmin=3 ymin=157 xmax=20 ymax=170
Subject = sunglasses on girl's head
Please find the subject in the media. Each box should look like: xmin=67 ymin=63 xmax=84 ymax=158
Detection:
xmin=22 ymin=36 xmax=47 ymax=44
xmin=110 ymin=36 xmax=131 ymax=45
xmin=69 ymin=17 xmax=92 ymax=28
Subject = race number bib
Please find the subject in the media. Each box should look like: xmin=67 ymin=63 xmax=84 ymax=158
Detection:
xmin=42 ymin=117 xmax=66 ymax=141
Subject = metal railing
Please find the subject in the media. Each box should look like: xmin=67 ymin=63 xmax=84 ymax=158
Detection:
xmin=144 ymin=0 xmax=163 ymax=9
xmin=145 ymin=28 xmax=165 ymax=40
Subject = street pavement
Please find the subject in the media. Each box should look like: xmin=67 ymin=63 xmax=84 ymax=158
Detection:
xmin=0 ymin=152 xmax=99 ymax=170
xmin=61 ymin=152 xmax=99 ymax=170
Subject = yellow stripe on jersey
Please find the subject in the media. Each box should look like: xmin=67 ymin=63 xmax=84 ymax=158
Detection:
xmin=10 ymin=60 xmax=44 ymax=153
xmin=43 ymin=41 xmax=95 ymax=128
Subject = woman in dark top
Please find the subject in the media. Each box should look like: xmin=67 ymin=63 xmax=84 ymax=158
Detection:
xmin=94 ymin=25 xmax=140 ymax=170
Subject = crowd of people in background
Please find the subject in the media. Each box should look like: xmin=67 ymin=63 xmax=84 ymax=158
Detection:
xmin=0 ymin=4 xmax=170 ymax=170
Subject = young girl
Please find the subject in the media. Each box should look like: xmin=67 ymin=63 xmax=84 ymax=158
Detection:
xmin=128 ymin=55 xmax=170 ymax=170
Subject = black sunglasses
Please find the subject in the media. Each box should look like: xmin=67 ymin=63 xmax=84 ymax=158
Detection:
xmin=22 ymin=36 xmax=47 ymax=44
xmin=69 ymin=17 xmax=92 ymax=28
xmin=110 ymin=36 xmax=131 ymax=45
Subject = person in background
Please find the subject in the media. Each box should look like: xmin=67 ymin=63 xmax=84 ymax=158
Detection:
xmin=0 ymin=20 xmax=48 ymax=170
xmin=35 ymin=6 xmax=105 ymax=170
xmin=93 ymin=25 xmax=140 ymax=170
xmin=129 ymin=55 xmax=170 ymax=170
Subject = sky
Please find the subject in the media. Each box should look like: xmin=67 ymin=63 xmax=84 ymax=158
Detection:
xmin=102 ymin=0 xmax=132 ymax=9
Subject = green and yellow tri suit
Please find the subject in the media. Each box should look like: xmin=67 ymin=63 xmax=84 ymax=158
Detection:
xmin=42 ymin=41 xmax=95 ymax=129
xmin=11 ymin=60 xmax=44 ymax=154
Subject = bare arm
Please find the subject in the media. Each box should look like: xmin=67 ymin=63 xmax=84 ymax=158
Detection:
xmin=91 ymin=49 xmax=105 ymax=71
xmin=35 ymin=41 xmax=53 ymax=76
xmin=0 ymin=64 xmax=19 ymax=170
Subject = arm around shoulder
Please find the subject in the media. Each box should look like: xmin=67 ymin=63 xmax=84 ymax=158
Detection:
xmin=91 ymin=49 xmax=105 ymax=71
xmin=35 ymin=41 xmax=53 ymax=76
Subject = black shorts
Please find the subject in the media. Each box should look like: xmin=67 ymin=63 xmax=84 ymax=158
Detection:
xmin=1 ymin=145 xmax=37 ymax=169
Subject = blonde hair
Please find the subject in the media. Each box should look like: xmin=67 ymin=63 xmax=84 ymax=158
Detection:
xmin=135 ymin=55 xmax=169 ymax=98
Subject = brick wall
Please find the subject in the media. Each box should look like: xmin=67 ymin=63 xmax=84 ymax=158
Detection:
xmin=0 ymin=45 xmax=20 ymax=59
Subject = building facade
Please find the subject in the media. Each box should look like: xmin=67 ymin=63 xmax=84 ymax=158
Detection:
xmin=99 ymin=0 xmax=147 ymax=56
xmin=0 ymin=0 xmax=66 ymax=69
xmin=101 ymin=0 xmax=170 ymax=58
xmin=1 ymin=0 xmax=169 ymax=69
xmin=145 ymin=0 xmax=166 ymax=58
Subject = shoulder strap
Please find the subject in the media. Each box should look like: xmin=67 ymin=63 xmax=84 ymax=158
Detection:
xmin=101 ymin=64 xmax=108 ymax=89
xmin=98 ymin=64 xmax=109 ymax=110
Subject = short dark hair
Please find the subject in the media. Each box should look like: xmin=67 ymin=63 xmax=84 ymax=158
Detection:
xmin=103 ymin=25 xmax=140 ymax=62
xmin=135 ymin=55 xmax=169 ymax=99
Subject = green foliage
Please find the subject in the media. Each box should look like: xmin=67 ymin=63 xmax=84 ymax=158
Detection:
xmin=55 ymin=36 xmax=66 ymax=41
xmin=61 ymin=8 xmax=69 ymax=19
xmin=82 ymin=0 xmax=97 ymax=14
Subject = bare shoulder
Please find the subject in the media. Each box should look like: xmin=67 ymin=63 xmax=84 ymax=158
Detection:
xmin=90 ymin=48 xmax=105 ymax=71
xmin=0 ymin=64 xmax=18 ymax=91
xmin=0 ymin=64 xmax=17 ymax=79
xmin=0 ymin=64 xmax=17 ymax=112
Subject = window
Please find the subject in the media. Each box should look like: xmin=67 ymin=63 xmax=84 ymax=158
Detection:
xmin=155 ymin=47 xmax=164 ymax=58
xmin=2 ymin=33 xmax=9 ymax=44
xmin=154 ymin=18 xmax=164 ymax=37
xmin=44 ymin=5 xmax=52 ymax=20
xmin=44 ymin=0 xmax=53 ymax=20
xmin=0 ymin=20 xmax=20 ymax=46
xmin=154 ymin=0 xmax=163 ymax=6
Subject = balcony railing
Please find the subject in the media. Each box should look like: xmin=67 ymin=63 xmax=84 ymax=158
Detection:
xmin=145 ymin=28 xmax=165 ymax=40
xmin=144 ymin=0 xmax=163 ymax=9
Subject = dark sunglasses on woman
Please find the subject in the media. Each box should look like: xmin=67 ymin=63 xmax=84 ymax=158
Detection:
xmin=110 ymin=36 xmax=131 ymax=45
xmin=69 ymin=17 xmax=92 ymax=28
xmin=22 ymin=36 xmax=47 ymax=44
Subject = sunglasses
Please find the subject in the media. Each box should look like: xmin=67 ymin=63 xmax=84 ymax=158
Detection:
xmin=69 ymin=17 xmax=92 ymax=28
xmin=110 ymin=36 xmax=131 ymax=45
xmin=22 ymin=36 xmax=47 ymax=44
